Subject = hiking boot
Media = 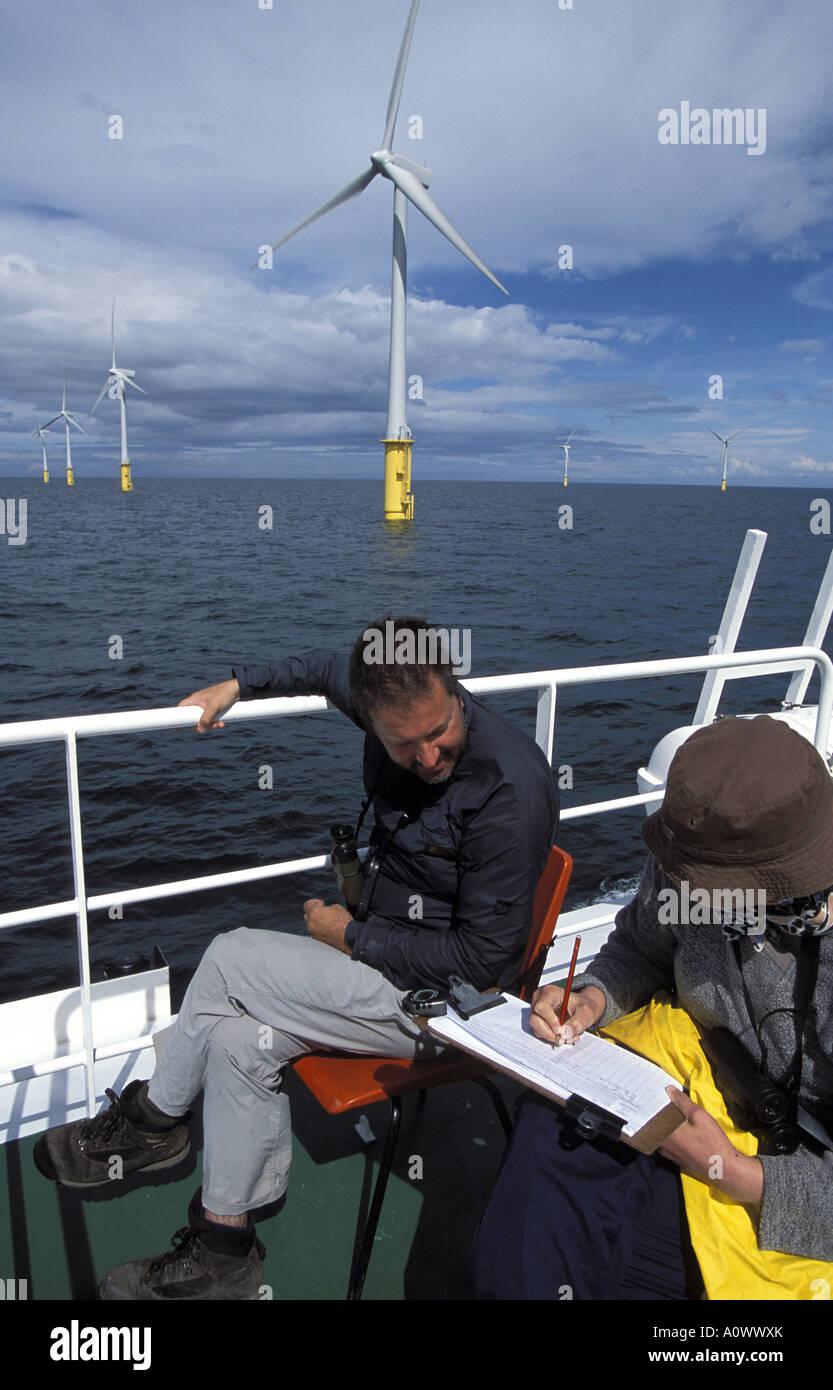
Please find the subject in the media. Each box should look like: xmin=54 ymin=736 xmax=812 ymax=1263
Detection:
xmin=33 ymin=1080 xmax=189 ymax=1188
xmin=99 ymin=1209 xmax=266 ymax=1301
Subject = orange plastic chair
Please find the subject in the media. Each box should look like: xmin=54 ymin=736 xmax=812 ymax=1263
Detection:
xmin=292 ymin=845 xmax=573 ymax=1298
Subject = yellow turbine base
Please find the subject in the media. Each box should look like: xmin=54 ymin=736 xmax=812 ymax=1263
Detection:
xmin=382 ymin=439 xmax=414 ymax=520
xmin=121 ymin=463 xmax=133 ymax=492
xmin=67 ymin=467 xmax=74 ymax=487
xmin=43 ymin=471 xmax=49 ymax=484
xmin=563 ymin=476 xmax=568 ymax=486
xmin=721 ymin=479 xmax=727 ymax=491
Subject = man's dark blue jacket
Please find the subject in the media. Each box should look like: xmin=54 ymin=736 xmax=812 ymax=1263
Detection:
xmin=234 ymin=651 xmax=559 ymax=993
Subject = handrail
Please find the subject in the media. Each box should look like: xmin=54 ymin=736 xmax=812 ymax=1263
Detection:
xmin=1 ymin=645 xmax=830 ymax=1113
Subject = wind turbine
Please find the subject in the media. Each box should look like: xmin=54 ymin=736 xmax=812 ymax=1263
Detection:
xmin=559 ymin=427 xmax=576 ymax=487
xmin=33 ymin=426 xmax=50 ymax=483
xmin=92 ymin=304 xmax=147 ymax=492
xmin=43 ymin=374 xmax=88 ymax=486
xmin=708 ymin=427 xmax=745 ymax=491
xmin=261 ymin=0 xmax=507 ymax=521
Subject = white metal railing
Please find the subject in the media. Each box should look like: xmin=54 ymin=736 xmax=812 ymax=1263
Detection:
xmin=1 ymin=645 xmax=831 ymax=1115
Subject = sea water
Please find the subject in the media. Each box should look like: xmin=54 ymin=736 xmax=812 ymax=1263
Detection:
xmin=0 ymin=478 xmax=829 ymax=1003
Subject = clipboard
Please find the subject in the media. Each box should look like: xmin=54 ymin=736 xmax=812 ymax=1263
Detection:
xmin=428 ymin=994 xmax=683 ymax=1155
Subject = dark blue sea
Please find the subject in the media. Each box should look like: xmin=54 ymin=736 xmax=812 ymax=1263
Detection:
xmin=1 ymin=478 xmax=831 ymax=1006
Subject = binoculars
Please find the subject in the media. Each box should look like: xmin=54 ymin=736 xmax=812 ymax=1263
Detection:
xmin=700 ymin=1026 xmax=800 ymax=1155
xmin=330 ymin=823 xmax=366 ymax=911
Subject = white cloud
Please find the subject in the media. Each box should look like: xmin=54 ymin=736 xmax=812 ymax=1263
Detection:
xmin=0 ymin=209 xmax=626 ymax=466
xmin=779 ymin=338 xmax=827 ymax=353
xmin=793 ymin=267 xmax=833 ymax=311
xmin=3 ymin=0 xmax=833 ymax=481
xmin=788 ymin=456 xmax=833 ymax=473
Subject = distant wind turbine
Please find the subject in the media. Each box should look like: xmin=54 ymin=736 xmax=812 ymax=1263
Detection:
xmin=559 ymin=427 xmax=576 ymax=487
xmin=92 ymin=304 xmax=147 ymax=492
xmin=709 ymin=427 xmax=745 ymax=491
xmin=33 ymin=426 xmax=50 ymax=484
xmin=44 ymin=374 xmax=88 ymax=486
xmin=261 ymin=0 xmax=507 ymax=520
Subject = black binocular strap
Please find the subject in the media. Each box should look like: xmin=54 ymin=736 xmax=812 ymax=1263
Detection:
xmin=733 ymin=935 xmax=821 ymax=1101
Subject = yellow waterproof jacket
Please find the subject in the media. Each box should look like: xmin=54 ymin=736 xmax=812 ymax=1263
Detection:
xmin=600 ymin=994 xmax=833 ymax=1301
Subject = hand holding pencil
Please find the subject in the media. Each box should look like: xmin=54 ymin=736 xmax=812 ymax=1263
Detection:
xmin=529 ymin=941 xmax=606 ymax=1047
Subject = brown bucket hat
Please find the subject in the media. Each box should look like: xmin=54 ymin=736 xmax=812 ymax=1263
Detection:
xmin=642 ymin=715 xmax=833 ymax=900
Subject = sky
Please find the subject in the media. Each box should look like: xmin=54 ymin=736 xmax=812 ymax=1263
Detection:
xmin=2 ymin=0 xmax=833 ymax=485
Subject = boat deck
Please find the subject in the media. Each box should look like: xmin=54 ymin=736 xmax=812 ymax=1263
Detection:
xmin=1 ymin=1053 xmax=523 ymax=1301
xmin=0 ymin=914 xmax=619 ymax=1302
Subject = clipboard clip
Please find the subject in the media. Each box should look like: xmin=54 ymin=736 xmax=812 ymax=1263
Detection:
xmin=448 ymin=975 xmax=506 ymax=1020
xmin=564 ymin=1095 xmax=627 ymax=1143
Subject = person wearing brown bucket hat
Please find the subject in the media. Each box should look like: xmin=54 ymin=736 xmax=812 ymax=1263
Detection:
xmin=642 ymin=714 xmax=833 ymax=903
xmin=475 ymin=715 xmax=833 ymax=1300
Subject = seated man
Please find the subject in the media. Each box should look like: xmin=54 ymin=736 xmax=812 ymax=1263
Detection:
xmin=34 ymin=615 xmax=558 ymax=1300
xmin=475 ymin=714 xmax=833 ymax=1300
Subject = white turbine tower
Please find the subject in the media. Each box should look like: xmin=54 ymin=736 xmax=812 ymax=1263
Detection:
xmin=92 ymin=304 xmax=147 ymax=492
xmin=43 ymin=374 xmax=88 ymax=487
xmin=33 ymin=426 xmax=50 ymax=484
xmin=709 ymin=427 xmax=745 ymax=492
xmin=261 ymin=0 xmax=507 ymax=521
xmin=559 ymin=427 xmax=576 ymax=487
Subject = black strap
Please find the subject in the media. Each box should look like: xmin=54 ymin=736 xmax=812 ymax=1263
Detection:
xmin=354 ymin=785 xmax=374 ymax=839
xmin=352 ymin=810 xmax=410 ymax=923
xmin=733 ymin=935 xmax=820 ymax=1099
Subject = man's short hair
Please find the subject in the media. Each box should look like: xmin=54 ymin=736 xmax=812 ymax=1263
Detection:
xmin=348 ymin=615 xmax=461 ymax=727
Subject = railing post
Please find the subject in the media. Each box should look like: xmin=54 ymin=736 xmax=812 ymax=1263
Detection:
xmin=786 ymin=547 xmax=833 ymax=709
xmin=535 ymin=682 xmax=557 ymax=763
xmin=64 ymin=731 xmax=97 ymax=1118
xmin=693 ymin=529 xmax=766 ymax=726
xmin=814 ymin=653 xmax=833 ymax=756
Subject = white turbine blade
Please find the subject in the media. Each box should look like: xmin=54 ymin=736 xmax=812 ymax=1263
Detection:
xmin=382 ymin=160 xmax=508 ymax=294
xmin=62 ymin=373 xmax=67 ymax=410
xmin=381 ymin=0 xmax=421 ymax=151
xmin=42 ymin=414 xmax=62 ymax=429
xmin=564 ymin=426 xmax=576 ymax=446
xmin=707 ymin=427 xmax=725 ymax=443
xmin=727 ymin=429 xmax=746 ymax=441
xmin=122 ymin=376 xmax=147 ymax=395
xmin=69 ymin=416 xmax=88 ymax=436
xmin=111 ymin=301 xmax=117 ymax=369
xmin=256 ymin=166 xmax=378 ymax=267
xmin=91 ymin=378 xmax=112 ymax=414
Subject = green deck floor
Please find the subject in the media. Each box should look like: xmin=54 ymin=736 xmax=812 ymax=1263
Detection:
xmin=1 ymin=1068 xmax=522 ymax=1302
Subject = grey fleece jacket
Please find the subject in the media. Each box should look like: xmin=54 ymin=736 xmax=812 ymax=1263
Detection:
xmin=572 ymin=854 xmax=833 ymax=1263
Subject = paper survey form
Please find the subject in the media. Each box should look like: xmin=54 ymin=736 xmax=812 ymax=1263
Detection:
xmin=430 ymin=995 xmax=678 ymax=1137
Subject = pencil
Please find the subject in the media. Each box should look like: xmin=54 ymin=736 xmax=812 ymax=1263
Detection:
xmin=558 ymin=935 xmax=581 ymax=1031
